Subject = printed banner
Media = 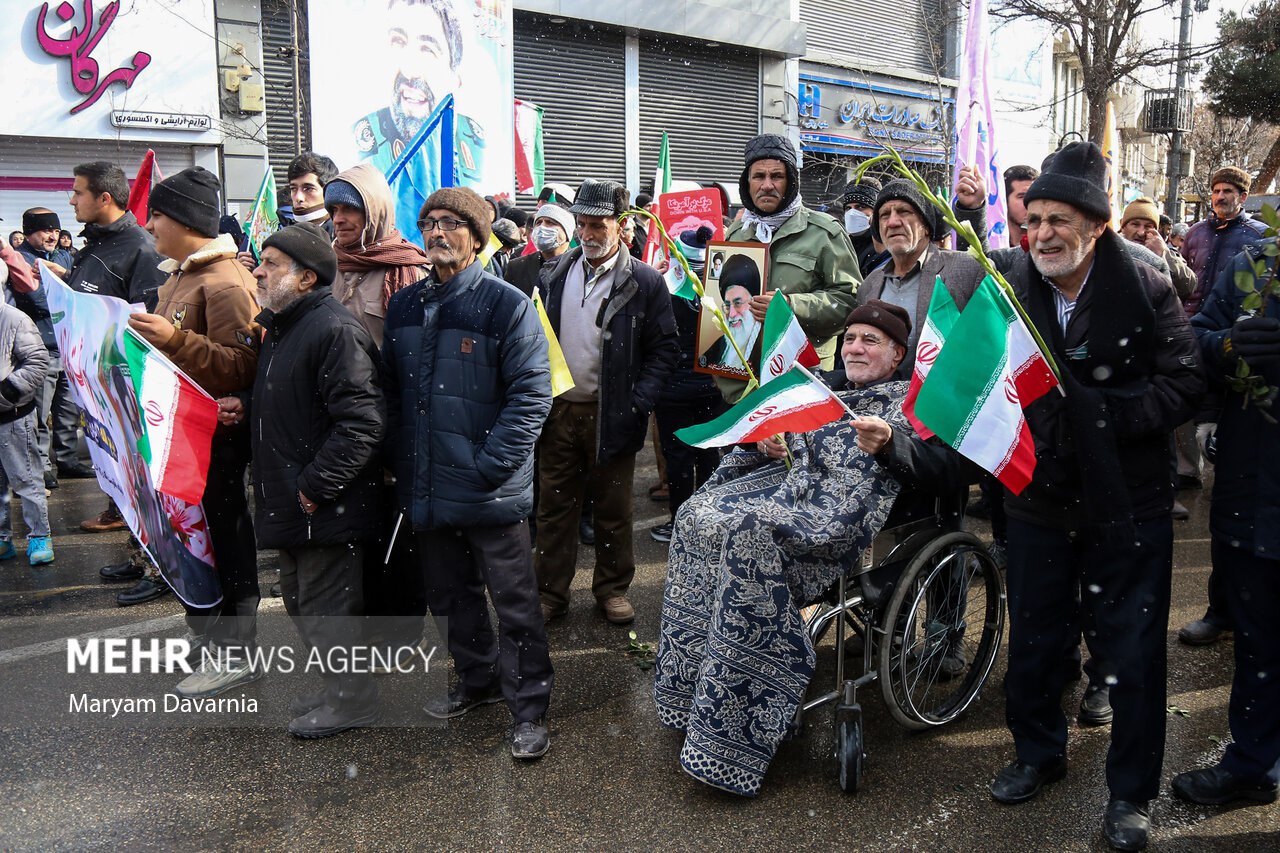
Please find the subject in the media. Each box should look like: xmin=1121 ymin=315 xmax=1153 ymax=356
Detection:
xmin=644 ymin=188 xmax=725 ymax=268
xmin=43 ymin=267 xmax=221 ymax=607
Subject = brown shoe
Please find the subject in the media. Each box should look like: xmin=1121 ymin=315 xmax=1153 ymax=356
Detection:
xmin=81 ymin=507 xmax=126 ymax=533
xmin=540 ymin=600 xmax=566 ymax=623
xmin=600 ymin=596 xmax=635 ymax=625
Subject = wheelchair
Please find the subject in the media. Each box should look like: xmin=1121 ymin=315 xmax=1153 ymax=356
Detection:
xmin=796 ymin=502 xmax=1005 ymax=793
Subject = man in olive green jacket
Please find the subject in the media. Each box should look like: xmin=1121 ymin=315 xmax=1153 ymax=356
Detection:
xmin=717 ymin=135 xmax=861 ymax=402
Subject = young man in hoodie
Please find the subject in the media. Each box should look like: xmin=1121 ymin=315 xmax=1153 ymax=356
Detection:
xmin=127 ymin=167 xmax=263 ymax=698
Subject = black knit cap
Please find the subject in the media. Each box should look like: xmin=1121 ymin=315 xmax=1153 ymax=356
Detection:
xmin=149 ymin=167 xmax=222 ymax=238
xmin=1023 ymin=141 xmax=1111 ymax=223
xmin=872 ymin=179 xmax=945 ymax=242
xmin=22 ymin=210 xmax=60 ymax=235
xmin=845 ymin=299 xmax=912 ymax=350
xmin=739 ymin=134 xmax=799 ymax=216
xmin=838 ymin=176 xmax=882 ymax=210
xmin=262 ymin=222 xmax=338 ymax=287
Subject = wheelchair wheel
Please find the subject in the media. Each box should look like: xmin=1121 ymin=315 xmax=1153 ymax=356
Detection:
xmin=835 ymin=703 xmax=864 ymax=793
xmin=878 ymin=531 xmax=1004 ymax=731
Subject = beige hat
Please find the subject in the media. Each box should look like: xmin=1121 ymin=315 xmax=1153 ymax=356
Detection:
xmin=1120 ymin=197 xmax=1161 ymax=228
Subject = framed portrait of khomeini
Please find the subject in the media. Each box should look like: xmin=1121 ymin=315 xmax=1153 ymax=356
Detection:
xmin=695 ymin=241 xmax=770 ymax=379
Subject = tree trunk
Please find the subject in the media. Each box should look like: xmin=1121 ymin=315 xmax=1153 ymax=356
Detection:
xmin=1087 ymin=96 xmax=1108 ymax=145
xmin=1255 ymin=133 xmax=1280 ymax=195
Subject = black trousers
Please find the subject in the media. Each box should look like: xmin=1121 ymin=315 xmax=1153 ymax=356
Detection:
xmin=1212 ymin=539 xmax=1280 ymax=783
xmin=418 ymin=522 xmax=553 ymax=723
xmin=280 ymin=542 xmax=377 ymax=711
xmin=185 ymin=428 xmax=259 ymax=654
xmin=362 ymin=485 xmax=428 ymax=645
xmin=654 ymin=394 xmax=724 ymax=521
xmin=1004 ymin=515 xmax=1173 ymax=803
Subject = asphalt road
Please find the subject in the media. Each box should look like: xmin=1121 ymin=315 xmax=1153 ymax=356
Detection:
xmin=0 ymin=452 xmax=1275 ymax=852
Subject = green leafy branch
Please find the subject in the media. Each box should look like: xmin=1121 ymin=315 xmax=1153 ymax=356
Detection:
xmin=1227 ymin=203 xmax=1280 ymax=423
xmin=851 ymin=145 xmax=1063 ymax=384
xmin=626 ymin=630 xmax=656 ymax=671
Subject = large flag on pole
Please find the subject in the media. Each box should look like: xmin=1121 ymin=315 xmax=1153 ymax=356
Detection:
xmin=387 ymin=94 xmax=457 ymax=248
xmin=244 ymin=168 xmax=279 ymax=262
xmin=42 ymin=265 xmax=221 ymax=607
xmin=1102 ymin=101 xmax=1123 ymax=229
xmin=654 ymin=131 xmax=672 ymax=196
xmin=126 ymin=149 xmax=161 ymax=226
xmin=903 ymin=277 xmax=961 ymax=440
xmin=514 ymin=99 xmax=545 ymax=196
xmin=953 ymin=0 xmax=1008 ymax=249
xmin=532 ymin=288 xmax=575 ymax=397
xmin=760 ymin=294 xmax=820 ymax=382
xmin=677 ymin=367 xmax=845 ymax=448
xmin=910 ymin=276 xmax=1059 ymax=494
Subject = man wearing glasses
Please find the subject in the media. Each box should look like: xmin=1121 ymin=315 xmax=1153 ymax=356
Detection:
xmin=381 ymin=186 xmax=554 ymax=760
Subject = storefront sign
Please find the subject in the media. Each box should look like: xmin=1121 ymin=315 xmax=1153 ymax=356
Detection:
xmin=798 ymin=71 xmax=952 ymax=163
xmin=4 ymin=0 xmax=218 ymax=142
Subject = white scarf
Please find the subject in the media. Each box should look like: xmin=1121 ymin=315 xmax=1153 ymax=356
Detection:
xmin=740 ymin=196 xmax=803 ymax=244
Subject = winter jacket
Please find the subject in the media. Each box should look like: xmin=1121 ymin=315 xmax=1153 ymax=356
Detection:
xmin=503 ymin=251 xmax=550 ymax=299
xmin=151 ymin=234 xmax=260 ymax=398
xmin=718 ymin=206 xmax=861 ymax=400
xmin=1005 ymin=230 xmax=1205 ymax=528
xmin=17 ymin=243 xmax=73 ymax=277
xmin=250 ymin=287 xmax=385 ymax=549
xmin=382 ymin=260 xmax=551 ymax=530
xmin=0 ymin=302 xmax=50 ymax=422
xmin=659 ymin=292 xmax=721 ymax=405
xmin=1181 ymin=212 xmax=1268 ymax=316
xmin=539 ymin=247 xmax=680 ymax=463
xmin=66 ymin=211 xmax=167 ymax=309
xmin=1190 ymin=237 xmax=1279 ymax=557
xmin=6 ymin=248 xmax=58 ymax=355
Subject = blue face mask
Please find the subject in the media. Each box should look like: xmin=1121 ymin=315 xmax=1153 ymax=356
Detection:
xmin=844 ymin=208 xmax=870 ymax=235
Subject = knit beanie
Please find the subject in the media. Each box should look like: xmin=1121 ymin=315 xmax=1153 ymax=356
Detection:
xmin=871 ymin=179 xmax=944 ymax=242
xmin=420 ymin=187 xmax=493 ymax=246
xmin=22 ymin=210 xmax=60 ymax=235
xmin=534 ymin=203 xmax=575 ymax=239
xmin=1023 ymin=141 xmax=1112 ymax=223
xmin=739 ymin=134 xmax=800 ymax=216
xmin=262 ymin=222 xmax=338 ymax=287
xmin=845 ymin=299 xmax=912 ymax=350
xmin=1209 ymin=166 xmax=1251 ymax=194
xmin=838 ymin=176 xmax=882 ymax=210
xmin=323 ymin=180 xmax=365 ymax=213
xmin=1120 ymin=197 xmax=1161 ymax=228
xmin=149 ymin=167 xmax=222 ymax=238
xmin=675 ymin=225 xmax=715 ymax=264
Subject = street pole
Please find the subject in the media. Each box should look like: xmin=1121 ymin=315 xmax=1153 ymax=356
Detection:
xmin=1165 ymin=0 xmax=1194 ymax=221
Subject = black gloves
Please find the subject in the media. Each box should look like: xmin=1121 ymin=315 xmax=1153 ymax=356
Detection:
xmin=1228 ymin=315 xmax=1280 ymax=365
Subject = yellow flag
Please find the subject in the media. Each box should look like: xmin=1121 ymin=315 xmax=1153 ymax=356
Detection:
xmin=479 ymin=232 xmax=504 ymax=267
xmin=532 ymin=288 xmax=575 ymax=397
xmin=1103 ymin=102 xmax=1122 ymax=229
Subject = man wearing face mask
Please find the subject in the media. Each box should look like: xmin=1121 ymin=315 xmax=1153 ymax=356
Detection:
xmin=504 ymin=203 xmax=574 ymax=298
xmin=838 ymin=177 xmax=889 ymax=277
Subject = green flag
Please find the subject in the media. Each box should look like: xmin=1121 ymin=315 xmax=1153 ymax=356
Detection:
xmin=245 ymin=168 xmax=279 ymax=261
xmin=654 ymin=131 xmax=671 ymax=195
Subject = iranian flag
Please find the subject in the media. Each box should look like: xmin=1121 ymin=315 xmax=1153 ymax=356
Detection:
xmin=514 ymin=99 xmax=545 ymax=195
xmin=122 ymin=329 xmax=220 ymax=505
xmin=126 ymin=149 xmax=162 ymax=226
xmin=760 ymin=293 xmax=820 ymax=381
xmin=903 ymin=277 xmax=961 ymax=440
xmin=677 ymin=367 xmax=846 ymax=448
xmin=911 ymin=275 xmax=1058 ymax=494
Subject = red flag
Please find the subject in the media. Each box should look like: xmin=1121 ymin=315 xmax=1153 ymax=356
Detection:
xmin=127 ymin=150 xmax=162 ymax=224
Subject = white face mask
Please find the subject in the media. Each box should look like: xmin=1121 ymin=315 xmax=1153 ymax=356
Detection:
xmin=844 ymin=208 xmax=870 ymax=235
xmin=531 ymin=226 xmax=564 ymax=252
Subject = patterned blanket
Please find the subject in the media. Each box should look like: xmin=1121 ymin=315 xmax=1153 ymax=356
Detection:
xmin=653 ymin=381 xmax=908 ymax=796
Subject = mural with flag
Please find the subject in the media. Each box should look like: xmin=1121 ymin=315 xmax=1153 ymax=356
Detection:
xmin=126 ymin=149 xmax=162 ymax=226
xmin=386 ymin=94 xmax=457 ymax=249
xmin=952 ymin=0 xmax=1008 ymax=249
xmin=42 ymin=266 xmax=221 ymax=608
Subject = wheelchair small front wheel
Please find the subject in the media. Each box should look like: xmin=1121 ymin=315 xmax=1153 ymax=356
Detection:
xmin=878 ymin=531 xmax=1004 ymax=730
xmin=835 ymin=703 xmax=864 ymax=793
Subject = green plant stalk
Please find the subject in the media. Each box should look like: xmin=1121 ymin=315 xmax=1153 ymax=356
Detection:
xmin=852 ymin=148 xmax=1064 ymax=385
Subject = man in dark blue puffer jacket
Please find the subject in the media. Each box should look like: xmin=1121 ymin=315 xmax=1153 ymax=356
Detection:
xmin=382 ymin=186 xmax=555 ymax=760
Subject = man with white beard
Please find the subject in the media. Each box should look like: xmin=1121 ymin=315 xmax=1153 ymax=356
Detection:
xmin=533 ymin=179 xmax=679 ymax=626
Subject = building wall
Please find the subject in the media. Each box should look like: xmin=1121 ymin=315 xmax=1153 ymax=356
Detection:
xmin=214 ymin=0 xmax=271 ymax=209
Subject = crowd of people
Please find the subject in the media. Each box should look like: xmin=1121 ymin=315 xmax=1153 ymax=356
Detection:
xmin=0 ymin=134 xmax=1275 ymax=850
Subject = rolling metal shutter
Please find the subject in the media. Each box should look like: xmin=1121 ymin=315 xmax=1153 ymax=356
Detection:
xmin=513 ymin=12 xmax=626 ymax=188
xmin=638 ymin=38 xmax=760 ymax=188
xmin=260 ymin=0 xmax=312 ymax=188
xmin=799 ymin=0 xmax=950 ymax=79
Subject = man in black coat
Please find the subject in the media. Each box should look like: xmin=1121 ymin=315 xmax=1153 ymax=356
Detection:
xmin=218 ymin=223 xmax=385 ymax=739
xmin=504 ymin=202 xmax=574 ymax=298
xmin=986 ymin=143 xmax=1205 ymax=852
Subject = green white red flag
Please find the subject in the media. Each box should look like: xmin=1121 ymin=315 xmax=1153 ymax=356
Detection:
xmin=760 ymin=294 xmax=820 ymax=382
xmin=903 ymin=277 xmax=961 ymax=439
xmin=676 ymin=367 xmax=846 ymax=448
xmin=910 ymin=275 xmax=1058 ymax=494
xmin=514 ymin=98 xmax=545 ymax=195
xmin=126 ymin=149 xmax=162 ymax=226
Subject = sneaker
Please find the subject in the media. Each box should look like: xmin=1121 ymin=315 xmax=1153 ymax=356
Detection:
xmin=57 ymin=462 xmax=95 ymax=479
xmin=81 ymin=507 xmax=126 ymax=533
xmin=423 ymin=682 xmax=503 ymax=719
xmin=650 ymin=522 xmax=673 ymax=543
xmin=175 ymin=653 xmax=262 ymax=698
xmin=44 ymin=470 xmax=58 ymax=490
xmin=511 ymin=719 xmax=550 ymax=759
xmin=0 ymin=540 xmax=15 ymax=561
xmin=288 ymin=703 xmax=379 ymax=739
xmin=27 ymin=536 xmax=54 ymax=566
xmin=600 ymin=595 xmax=635 ymax=625
xmin=1178 ymin=618 xmax=1230 ymax=646
xmin=987 ymin=538 xmax=1008 ymax=570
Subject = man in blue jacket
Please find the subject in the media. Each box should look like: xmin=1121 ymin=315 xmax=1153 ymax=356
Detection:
xmin=382 ymin=187 xmax=554 ymax=760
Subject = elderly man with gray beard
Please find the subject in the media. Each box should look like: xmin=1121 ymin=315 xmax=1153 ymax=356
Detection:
xmin=218 ymin=223 xmax=385 ymax=738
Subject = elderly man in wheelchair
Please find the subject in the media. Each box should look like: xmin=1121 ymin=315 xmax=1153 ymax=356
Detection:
xmin=654 ymin=300 xmax=1002 ymax=797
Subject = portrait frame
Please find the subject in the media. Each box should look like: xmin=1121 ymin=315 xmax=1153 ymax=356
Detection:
xmin=694 ymin=241 xmax=771 ymax=380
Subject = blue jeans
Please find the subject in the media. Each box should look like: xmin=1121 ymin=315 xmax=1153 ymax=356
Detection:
xmin=0 ymin=412 xmax=51 ymax=539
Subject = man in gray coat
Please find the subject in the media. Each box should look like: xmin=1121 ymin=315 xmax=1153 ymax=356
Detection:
xmin=0 ymin=298 xmax=54 ymax=566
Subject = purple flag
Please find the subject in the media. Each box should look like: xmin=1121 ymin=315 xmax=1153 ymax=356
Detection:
xmin=953 ymin=0 xmax=1008 ymax=249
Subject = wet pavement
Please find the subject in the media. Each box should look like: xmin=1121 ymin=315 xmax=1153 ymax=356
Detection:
xmin=0 ymin=453 xmax=1275 ymax=852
